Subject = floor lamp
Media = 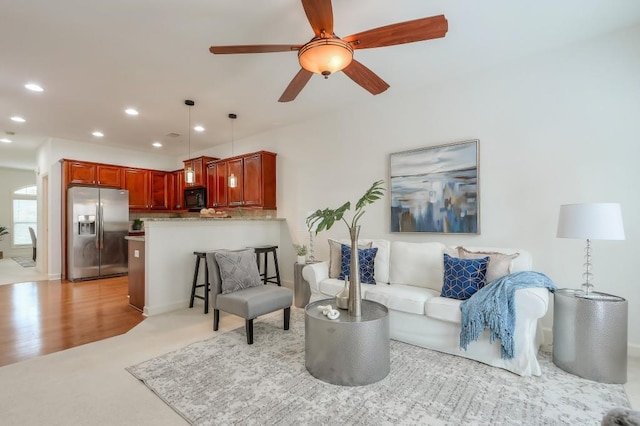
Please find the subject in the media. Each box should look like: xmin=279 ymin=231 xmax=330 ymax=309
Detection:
xmin=556 ymin=202 xmax=625 ymax=296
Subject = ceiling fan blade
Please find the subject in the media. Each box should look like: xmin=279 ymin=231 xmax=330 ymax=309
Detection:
xmin=278 ymin=68 xmax=313 ymax=102
xmin=342 ymin=60 xmax=389 ymax=96
xmin=343 ymin=15 xmax=448 ymax=49
xmin=301 ymin=0 xmax=334 ymax=37
xmin=210 ymin=45 xmax=300 ymax=54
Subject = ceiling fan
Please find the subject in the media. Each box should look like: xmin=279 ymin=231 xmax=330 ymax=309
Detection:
xmin=209 ymin=0 xmax=448 ymax=102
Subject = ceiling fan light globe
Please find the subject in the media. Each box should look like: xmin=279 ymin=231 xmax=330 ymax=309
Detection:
xmin=298 ymin=38 xmax=353 ymax=76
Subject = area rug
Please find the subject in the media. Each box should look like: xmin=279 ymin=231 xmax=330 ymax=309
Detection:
xmin=12 ymin=257 xmax=35 ymax=268
xmin=127 ymin=309 xmax=629 ymax=426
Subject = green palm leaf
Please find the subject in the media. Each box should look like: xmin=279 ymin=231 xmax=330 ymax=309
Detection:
xmin=306 ymin=180 xmax=385 ymax=234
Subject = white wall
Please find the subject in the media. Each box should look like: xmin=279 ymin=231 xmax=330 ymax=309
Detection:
xmin=216 ymin=26 xmax=640 ymax=344
xmin=0 ymin=167 xmax=36 ymax=258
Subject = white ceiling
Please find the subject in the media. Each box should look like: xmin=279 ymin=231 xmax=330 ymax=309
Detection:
xmin=1 ymin=0 xmax=639 ymax=170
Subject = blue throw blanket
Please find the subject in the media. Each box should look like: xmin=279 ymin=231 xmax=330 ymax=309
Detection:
xmin=459 ymin=271 xmax=556 ymax=359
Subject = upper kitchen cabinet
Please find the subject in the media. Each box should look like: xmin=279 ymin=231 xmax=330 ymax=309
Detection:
xmin=63 ymin=160 xmax=122 ymax=187
xmin=183 ymin=156 xmax=218 ymax=188
xmin=225 ymin=151 xmax=276 ymax=209
xmin=227 ymin=157 xmax=244 ymax=207
xmin=149 ymin=170 xmax=172 ymax=210
xmin=206 ymin=161 xmax=228 ymax=208
xmin=173 ymin=169 xmax=185 ymax=210
xmin=123 ymin=168 xmax=149 ymax=210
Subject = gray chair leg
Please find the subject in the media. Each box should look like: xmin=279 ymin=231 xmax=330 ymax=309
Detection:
xmin=246 ymin=319 xmax=254 ymax=344
xmin=213 ymin=309 xmax=220 ymax=331
xmin=284 ymin=307 xmax=290 ymax=330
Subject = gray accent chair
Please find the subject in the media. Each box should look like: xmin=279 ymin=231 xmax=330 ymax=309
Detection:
xmin=206 ymin=251 xmax=292 ymax=344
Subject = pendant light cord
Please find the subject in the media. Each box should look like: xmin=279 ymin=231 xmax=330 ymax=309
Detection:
xmin=229 ymin=113 xmax=237 ymax=156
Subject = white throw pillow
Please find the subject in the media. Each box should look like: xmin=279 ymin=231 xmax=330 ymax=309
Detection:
xmin=389 ymin=241 xmax=445 ymax=290
xmin=456 ymin=246 xmax=520 ymax=284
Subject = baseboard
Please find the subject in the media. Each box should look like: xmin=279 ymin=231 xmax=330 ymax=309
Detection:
xmin=144 ymin=300 xmax=191 ymax=317
xmin=542 ymin=326 xmax=553 ymax=346
xmin=48 ymin=273 xmax=61 ymax=280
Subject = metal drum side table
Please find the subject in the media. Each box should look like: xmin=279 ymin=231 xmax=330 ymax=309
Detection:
xmin=305 ymin=299 xmax=390 ymax=386
xmin=552 ymin=288 xmax=628 ymax=384
xmin=293 ymin=262 xmax=312 ymax=308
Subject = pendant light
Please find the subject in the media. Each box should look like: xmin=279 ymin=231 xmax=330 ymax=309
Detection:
xmin=184 ymin=100 xmax=195 ymax=184
xmin=228 ymin=113 xmax=238 ymax=188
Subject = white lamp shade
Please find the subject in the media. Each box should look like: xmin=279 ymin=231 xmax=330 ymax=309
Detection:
xmin=557 ymin=203 xmax=625 ymax=240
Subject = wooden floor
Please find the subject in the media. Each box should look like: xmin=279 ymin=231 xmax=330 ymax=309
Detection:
xmin=0 ymin=276 xmax=145 ymax=367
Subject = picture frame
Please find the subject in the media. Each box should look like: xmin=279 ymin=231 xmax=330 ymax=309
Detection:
xmin=389 ymin=139 xmax=480 ymax=234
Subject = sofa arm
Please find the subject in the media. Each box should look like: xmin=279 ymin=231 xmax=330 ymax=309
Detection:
xmin=514 ymin=287 xmax=550 ymax=319
xmin=302 ymin=261 xmax=329 ymax=293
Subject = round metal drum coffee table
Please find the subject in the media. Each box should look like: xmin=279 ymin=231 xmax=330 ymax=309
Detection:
xmin=305 ymin=298 xmax=389 ymax=386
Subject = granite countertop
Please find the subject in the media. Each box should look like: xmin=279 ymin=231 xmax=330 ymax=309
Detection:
xmin=141 ymin=217 xmax=285 ymax=222
xmin=125 ymin=236 xmax=145 ymax=242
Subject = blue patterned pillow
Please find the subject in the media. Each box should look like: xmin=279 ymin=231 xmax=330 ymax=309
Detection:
xmin=339 ymin=244 xmax=378 ymax=284
xmin=440 ymin=253 xmax=489 ymax=300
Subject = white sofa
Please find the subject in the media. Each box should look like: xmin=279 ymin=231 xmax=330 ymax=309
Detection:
xmin=302 ymin=240 xmax=551 ymax=376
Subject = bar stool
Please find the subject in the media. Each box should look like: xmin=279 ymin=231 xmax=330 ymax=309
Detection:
xmin=189 ymin=251 xmax=210 ymax=313
xmin=251 ymin=245 xmax=281 ymax=286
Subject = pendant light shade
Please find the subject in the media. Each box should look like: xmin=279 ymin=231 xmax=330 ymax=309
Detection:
xmin=228 ymin=113 xmax=238 ymax=188
xmin=184 ymin=100 xmax=195 ymax=184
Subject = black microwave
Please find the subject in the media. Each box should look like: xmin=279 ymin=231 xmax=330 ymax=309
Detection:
xmin=184 ymin=188 xmax=206 ymax=211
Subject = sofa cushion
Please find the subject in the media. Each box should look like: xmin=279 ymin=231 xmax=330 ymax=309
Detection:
xmin=440 ymin=254 xmax=489 ymax=300
xmin=328 ymin=239 xmax=372 ymax=278
xmin=339 ymin=244 xmax=378 ymax=284
xmin=426 ymin=296 xmax=463 ymax=323
xmin=457 ymin=246 xmax=520 ymax=284
xmin=318 ymin=278 xmax=378 ymax=299
xmin=389 ymin=241 xmax=446 ymax=290
xmin=365 ymin=284 xmax=439 ymax=315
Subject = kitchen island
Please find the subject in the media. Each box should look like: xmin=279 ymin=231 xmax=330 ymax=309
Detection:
xmin=140 ymin=217 xmax=287 ymax=316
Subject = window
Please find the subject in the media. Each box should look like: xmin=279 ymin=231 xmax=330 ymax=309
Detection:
xmin=13 ymin=185 xmax=37 ymax=246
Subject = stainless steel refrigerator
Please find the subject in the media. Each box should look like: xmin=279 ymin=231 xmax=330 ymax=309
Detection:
xmin=67 ymin=187 xmax=129 ymax=281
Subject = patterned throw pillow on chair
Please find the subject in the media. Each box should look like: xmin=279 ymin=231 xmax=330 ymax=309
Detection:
xmin=339 ymin=244 xmax=378 ymax=284
xmin=214 ymin=249 xmax=263 ymax=294
xmin=440 ymin=253 xmax=490 ymax=300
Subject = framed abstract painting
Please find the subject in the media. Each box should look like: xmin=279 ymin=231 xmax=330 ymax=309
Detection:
xmin=390 ymin=139 xmax=479 ymax=234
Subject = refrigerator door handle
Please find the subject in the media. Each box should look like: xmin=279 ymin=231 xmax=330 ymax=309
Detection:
xmin=94 ymin=202 xmax=100 ymax=249
xmin=99 ymin=202 xmax=105 ymax=249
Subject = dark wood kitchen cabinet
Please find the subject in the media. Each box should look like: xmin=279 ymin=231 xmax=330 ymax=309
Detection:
xmin=206 ymin=161 xmax=228 ymax=208
xmin=123 ymin=168 xmax=149 ymax=209
xmin=224 ymin=151 xmax=276 ymax=209
xmin=183 ymin=156 xmax=218 ymax=188
xmin=127 ymin=238 xmax=145 ymax=312
xmin=173 ymin=169 xmax=185 ymax=209
xmin=64 ymin=160 xmax=122 ymax=187
xmin=227 ymin=158 xmax=244 ymax=207
xmin=149 ymin=170 xmax=171 ymax=210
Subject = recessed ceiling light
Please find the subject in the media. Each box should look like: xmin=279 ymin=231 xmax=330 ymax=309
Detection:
xmin=152 ymin=142 xmax=162 ymax=147
xmin=194 ymin=125 xmax=205 ymax=132
xmin=25 ymin=83 xmax=44 ymax=92
xmin=125 ymin=108 xmax=139 ymax=116
xmin=0 ymin=138 xmax=11 ymax=144
xmin=92 ymin=131 xmax=104 ymax=137
xmin=11 ymin=116 xmax=26 ymax=123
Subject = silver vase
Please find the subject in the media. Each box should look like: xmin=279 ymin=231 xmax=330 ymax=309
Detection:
xmin=348 ymin=225 xmax=362 ymax=317
xmin=336 ymin=276 xmax=349 ymax=310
